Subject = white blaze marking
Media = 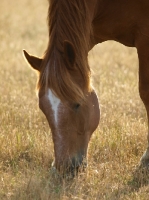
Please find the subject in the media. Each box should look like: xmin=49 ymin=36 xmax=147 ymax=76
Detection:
xmin=48 ymin=89 xmax=60 ymax=124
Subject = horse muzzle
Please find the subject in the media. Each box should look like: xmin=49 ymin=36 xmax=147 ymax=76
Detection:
xmin=52 ymin=153 xmax=87 ymax=177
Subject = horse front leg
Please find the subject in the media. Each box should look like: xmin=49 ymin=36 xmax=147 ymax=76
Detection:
xmin=136 ymin=34 xmax=149 ymax=166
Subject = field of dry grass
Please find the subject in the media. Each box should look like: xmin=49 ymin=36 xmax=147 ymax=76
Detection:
xmin=0 ymin=0 xmax=149 ymax=199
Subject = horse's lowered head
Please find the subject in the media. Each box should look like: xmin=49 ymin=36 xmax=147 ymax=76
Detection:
xmin=23 ymin=41 xmax=100 ymax=176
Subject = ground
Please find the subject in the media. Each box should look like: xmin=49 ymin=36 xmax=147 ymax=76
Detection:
xmin=0 ymin=0 xmax=149 ymax=199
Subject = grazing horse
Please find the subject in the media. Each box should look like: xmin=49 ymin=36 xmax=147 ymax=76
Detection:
xmin=24 ymin=0 xmax=149 ymax=174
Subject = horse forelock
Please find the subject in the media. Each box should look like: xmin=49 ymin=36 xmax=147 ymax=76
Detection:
xmin=38 ymin=0 xmax=92 ymax=103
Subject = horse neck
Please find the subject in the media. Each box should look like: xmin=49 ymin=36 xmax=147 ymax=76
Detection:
xmin=48 ymin=0 xmax=92 ymax=61
xmin=38 ymin=0 xmax=92 ymax=103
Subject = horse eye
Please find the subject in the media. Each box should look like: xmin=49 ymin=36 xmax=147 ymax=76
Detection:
xmin=75 ymin=104 xmax=80 ymax=110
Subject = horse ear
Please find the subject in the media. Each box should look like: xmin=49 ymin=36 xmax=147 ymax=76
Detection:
xmin=23 ymin=50 xmax=42 ymax=71
xmin=63 ymin=40 xmax=76 ymax=65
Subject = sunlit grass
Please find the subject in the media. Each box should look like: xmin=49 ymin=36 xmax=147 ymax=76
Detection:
xmin=0 ymin=0 xmax=149 ymax=199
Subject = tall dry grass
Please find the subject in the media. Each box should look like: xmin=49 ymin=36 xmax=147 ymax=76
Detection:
xmin=0 ymin=0 xmax=149 ymax=199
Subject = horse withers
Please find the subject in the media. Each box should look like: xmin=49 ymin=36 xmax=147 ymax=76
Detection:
xmin=24 ymin=0 xmax=149 ymax=175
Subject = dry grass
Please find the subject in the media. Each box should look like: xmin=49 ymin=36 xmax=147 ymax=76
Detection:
xmin=0 ymin=0 xmax=149 ymax=199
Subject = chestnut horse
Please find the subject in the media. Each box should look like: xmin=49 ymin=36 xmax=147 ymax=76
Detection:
xmin=24 ymin=0 xmax=149 ymax=174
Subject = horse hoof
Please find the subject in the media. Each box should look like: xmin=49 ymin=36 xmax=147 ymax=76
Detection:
xmin=140 ymin=149 xmax=149 ymax=167
xmin=140 ymin=160 xmax=149 ymax=168
xmin=140 ymin=156 xmax=149 ymax=168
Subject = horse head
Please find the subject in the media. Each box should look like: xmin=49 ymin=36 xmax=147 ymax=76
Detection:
xmin=23 ymin=41 xmax=100 ymax=176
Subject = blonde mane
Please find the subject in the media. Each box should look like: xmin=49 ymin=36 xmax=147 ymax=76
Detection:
xmin=38 ymin=0 xmax=92 ymax=103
